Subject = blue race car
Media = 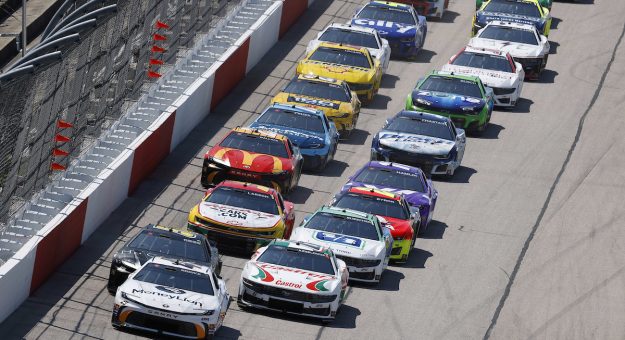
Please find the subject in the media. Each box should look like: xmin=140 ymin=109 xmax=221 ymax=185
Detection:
xmin=351 ymin=1 xmax=427 ymax=59
xmin=249 ymin=104 xmax=339 ymax=171
xmin=341 ymin=161 xmax=438 ymax=230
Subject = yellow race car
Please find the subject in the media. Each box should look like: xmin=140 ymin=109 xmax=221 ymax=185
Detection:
xmin=296 ymin=42 xmax=382 ymax=103
xmin=272 ymin=74 xmax=361 ymax=138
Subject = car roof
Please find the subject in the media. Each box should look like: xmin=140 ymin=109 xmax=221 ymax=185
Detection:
xmin=485 ymin=20 xmax=539 ymax=31
xmin=345 ymin=186 xmax=402 ymax=201
xmin=428 ymin=70 xmax=481 ymax=83
xmin=147 ymin=256 xmax=213 ymax=274
xmin=141 ymin=224 xmax=203 ymax=240
xmin=369 ymin=1 xmax=412 ymax=10
xmin=315 ymin=205 xmax=378 ymax=224
xmin=216 ymin=180 xmax=278 ymax=196
xmin=363 ymin=161 xmax=426 ymax=175
xmin=395 ymin=109 xmax=452 ymax=123
xmin=232 ymin=126 xmax=288 ymax=141
xmin=295 ymin=73 xmax=346 ymax=86
xmin=271 ymin=239 xmax=333 ymax=256
xmin=316 ymin=41 xmax=370 ymax=55
xmin=266 ymin=103 xmax=325 ymax=117
xmin=326 ymin=23 xmax=378 ymax=35
xmin=462 ymin=45 xmax=510 ymax=57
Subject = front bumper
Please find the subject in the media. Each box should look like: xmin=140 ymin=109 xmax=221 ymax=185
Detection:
xmin=327 ymin=115 xmax=356 ymax=132
xmin=188 ymin=218 xmax=281 ymax=250
xmin=371 ymin=147 xmax=454 ymax=176
xmin=515 ymin=56 xmax=548 ymax=81
xmin=387 ymin=39 xmax=419 ymax=58
xmin=201 ymin=158 xmax=291 ymax=192
xmin=490 ymin=86 xmax=521 ymax=107
xmin=112 ymin=303 xmax=218 ymax=339
xmin=301 ymin=153 xmax=328 ymax=171
xmin=335 ymin=255 xmax=385 ymax=283
xmin=390 ymin=238 xmax=412 ymax=262
xmin=346 ymin=82 xmax=375 ymax=101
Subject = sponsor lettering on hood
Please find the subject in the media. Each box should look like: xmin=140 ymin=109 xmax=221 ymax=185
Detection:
xmin=288 ymin=95 xmax=341 ymax=109
xmin=352 ymin=18 xmax=415 ymax=34
xmin=199 ymin=202 xmax=280 ymax=228
xmin=378 ymin=132 xmax=454 ymax=155
xmin=130 ymin=288 xmax=204 ymax=308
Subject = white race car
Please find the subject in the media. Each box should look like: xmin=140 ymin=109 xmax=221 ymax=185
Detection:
xmin=441 ymin=46 xmax=524 ymax=107
xmin=112 ymin=257 xmax=230 ymax=340
xmin=307 ymin=23 xmax=391 ymax=73
xmin=238 ymin=239 xmax=349 ymax=322
xmin=290 ymin=206 xmax=392 ymax=283
xmin=469 ymin=21 xmax=550 ymax=81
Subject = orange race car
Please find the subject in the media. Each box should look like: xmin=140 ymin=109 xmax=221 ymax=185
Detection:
xmin=201 ymin=127 xmax=303 ymax=194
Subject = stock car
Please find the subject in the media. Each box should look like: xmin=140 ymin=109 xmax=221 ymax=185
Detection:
xmin=307 ymin=23 xmax=391 ymax=73
xmin=107 ymin=224 xmax=221 ymax=294
xmin=201 ymin=127 xmax=303 ymax=194
xmin=391 ymin=0 xmax=449 ymax=18
xmin=188 ymin=181 xmax=295 ymax=250
xmin=477 ymin=0 xmax=552 ymax=11
xmin=371 ymin=110 xmax=466 ymax=177
xmin=406 ymin=71 xmax=494 ymax=134
xmin=290 ymin=206 xmax=392 ymax=283
xmin=249 ymin=104 xmax=339 ymax=171
xmin=271 ymin=75 xmax=361 ymax=138
xmin=473 ymin=0 xmax=552 ymax=37
xmin=112 ymin=257 xmax=230 ymax=340
xmin=238 ymin=240 xmax=349 ymax=322
xmin=351 ymin=1 xmax=427 ymax=59
xmin=296 ymin=42 xmax=383 ymax=102
xmin=330 ymin=187 xmax=420 ymax=263
xmin=441 ymin=46 xmax=524 ymax=107
xmin=341 ymin=161 xmax=438 ymax=228
xmin=470 ymin=21 xmax=550 ymax=80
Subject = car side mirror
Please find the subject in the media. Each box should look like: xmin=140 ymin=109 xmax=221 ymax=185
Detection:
xmin=336 ymin=258 xmax=347 ymax=269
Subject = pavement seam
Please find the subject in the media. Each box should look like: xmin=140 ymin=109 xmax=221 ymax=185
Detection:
xmin=483 ymin=17 xmax=625 ymax=340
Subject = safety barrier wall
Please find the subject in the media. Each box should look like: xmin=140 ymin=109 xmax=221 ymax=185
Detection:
xmin=0 ymin=0 xmax=315 ymax=323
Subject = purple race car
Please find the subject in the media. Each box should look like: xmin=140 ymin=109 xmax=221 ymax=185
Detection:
xmin=341 ymin=161 xmax=438 ymax=231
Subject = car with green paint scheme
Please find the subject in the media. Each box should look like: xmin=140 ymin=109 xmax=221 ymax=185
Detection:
xmin=406 ymin=70 xmax=494 ymax=135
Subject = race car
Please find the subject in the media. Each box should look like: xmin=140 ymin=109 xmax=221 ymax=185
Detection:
xmin=371 ymin=110 xmax=466 ymax=177
xmin=112 ymin=257 xmax=230 ymax=340
xmin=290 ymin=206 xmax=392 ymax=283
xmin=351 ymin=1 xmax=427 ymax=59
xmin=473 ymin=0 xmax=552 ymax=37
xmin=441 ymin=46 xmax=524 ymax=107
xmin=477 ymin=0 xmax=551 ymax=11
xmin=188 ymin=180 xmax=296 ymax=251
xmin=238 ymin=240 xmax=349 ymax=322
xmin=470 ymin=21 xmax=550 ymax=80
xmin=341 ymin=161 xmax=438 ymax=229
xmin=296 ymin=42 xmax=383 ymax=103
xmin=201 ymin=127 xmax=303 ymax=194
xmin=271 ymin=75 xmax=361 ymax=138
xmin=307 ymin=23 xmax=391 ymax=73
xmin=390 ymin=0 xmax=449 ymax=18
xmin=330 ymin=187 xmax=420 ymax=263
xmin=405 ymin=71 xmax=494 ymax=134
xmin=107 ymin=224 xmax=221 ymax=294
xmin=249 ymin=104 xmax=339 ymax=171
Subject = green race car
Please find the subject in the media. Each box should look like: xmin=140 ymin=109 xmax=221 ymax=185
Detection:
xmin=405 ymin=71 xmax=494 ymax=135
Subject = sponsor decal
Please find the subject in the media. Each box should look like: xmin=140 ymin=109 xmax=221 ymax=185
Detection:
xmin=131 ymin=289 xmax=203 ymax=307
xmin=257 ymin=263 xmax=334 ymax=279
xmin=353 ymin=19 xmax=414 ymax=34
xmin=313 ymin=231 xmax=365 ymax=249
xmin=306 ymin=279 xmax=330 ymax=292
xmin=275 ymin=280 xmax=303 ymax=289
xmin=147 ymin=309 xmax=179 ymax=319
xmin=252 ymin=264 xmax=275 ymax=282
xmin=379 ymin=133 xmax=453 ymax=145
xmin=156 ymin=286 xmax=186 ymax=294
xmin=288 ymin=96 xmax=340 ymax=109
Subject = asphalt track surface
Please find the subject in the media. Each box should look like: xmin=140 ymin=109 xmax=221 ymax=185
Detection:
xmin=1 ymin=0 xmax=624 ymax=339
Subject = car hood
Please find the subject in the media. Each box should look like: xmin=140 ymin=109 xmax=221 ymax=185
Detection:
xmin=377 ymin=130 xmax=455 ymax=156
xmin=476 ymin=11 xmax=544 ymax=27
xmin=198 ymin=202 xmax=281 ymax=229
xmin=298 ymin=61 xmax=372 ymax=83
xmin=244 ymin=261 xmax=339 ymax=293
xmin=209 ymin=147 xmax=291 ymax=173
xmin=119 ymin=281 xmax=219 ymax=314
xmin=351 ymin=18 xmax=416 ymax=38
xmin=281 ymin=92 xmax=342 ymax=110
xmin=412 ymin=89 xmax=486 ymax=112
xmin=341 ymin=182 xmax=431 ymax=208
xmin=291 ymin=227 xmax=384 ymax=259
xmin=440 ymin=64 xmax=517 ymax=88
xmin=469 ymin=37 xmax=545 ymax=58
xmin=249 ymin=123 xmax=325 ymax=149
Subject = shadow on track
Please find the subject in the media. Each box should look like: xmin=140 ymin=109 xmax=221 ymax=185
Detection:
xmin=340 ymin=129 xmax=370 ymax=146
xmin=420 ymin=220 xmax=448 ymax=240
xmin=437 ymin=166 xmax=477 ymax=184
xmin=398 ymin=248 xmax=433 ymax=269
xmin=537 ymin=69 xmax=558 ymax=84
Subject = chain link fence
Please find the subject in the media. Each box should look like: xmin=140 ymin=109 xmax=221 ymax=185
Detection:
xmin=0 ymin=0 xmax=235 ymax=224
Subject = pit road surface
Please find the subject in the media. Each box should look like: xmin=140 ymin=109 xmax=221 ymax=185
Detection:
xmin=2 ymin=0 xmax=625 ymax=339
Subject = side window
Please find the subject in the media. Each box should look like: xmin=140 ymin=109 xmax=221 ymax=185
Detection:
xmin=277 ymin=193 xmax=285 ymax=212
xmin=420 ymin=172 xmax=428 ymax=186
xmin=323 ymin=115 xmax=331 ymax=131
xmin=211 ymin=271 xmax=220 ymax=290
xmin=478 ymin=80 xmax=486 ymax=96
xmin=375 ymin=32 xmax=382 ymax=48
xmin=449 ymin=122 xmax=457 ymax=138
xmin=286 ymin=139 xmax=295 ymax=155
xmin=344 ymin=83 xmax=352 ymax=99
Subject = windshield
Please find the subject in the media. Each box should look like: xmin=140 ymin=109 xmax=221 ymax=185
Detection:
xmin=257 ymin=244 xmax=335 ymax=275
xmin=284 ymin=79 xmax=350 ymax=102
xmin=129 ymin=230 xmax=208 ymax=262
xmin=305 ymin=212 xmax=379 ymax=240
xmin=357 ymin=5 xmax=416 ymax=25
xmin=257 ymin=107 xmax=325 ymax=133
xmin=452 ymin=51 xmax=513 ymax=72
xmin=479 ymin=26 xmax=538 ymax=45
xmin=319 ymin=27 xmax=379 ymax=49
xmin=220 ymin=132 xmax=288 ymax=158
xmin=333 ymin=193 xmax=407 ymax=219
xmin=134 ymin=263 xmax=214 ymax=295
xmin=419 ymin=75 xmax=483 ymax=98
xmin=205 ymin=186 xmax=278 ymax=215
xmin=483 ymin=1 xmax=541 ymax=18
xmin=386 ymin=116 xmax=454 ymax=140
xmin=353 ymin=167 xmax=425 ymax=193
xmin=309 ymin=46 xmax=371 ymax=69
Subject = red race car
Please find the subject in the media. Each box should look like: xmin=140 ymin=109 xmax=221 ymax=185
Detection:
xmin=202 ymin=127 xmax=303 ymax=194
xmin=188 ymin=180 xmax=296 ymax=250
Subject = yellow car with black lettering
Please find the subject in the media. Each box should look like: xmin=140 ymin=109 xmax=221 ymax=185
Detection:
xmin=296 ymin=42 xmax=382 ymax=103
xmin=272 ymin=74 xmax=361 ymax=138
